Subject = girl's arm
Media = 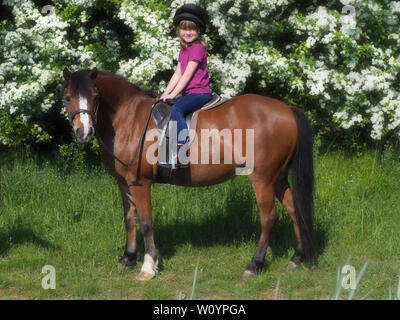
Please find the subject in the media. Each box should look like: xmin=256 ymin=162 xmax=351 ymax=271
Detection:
xmin=163 ymin=60 xmax=199 ymax=99
xmin=161 ymin=63 xmax=181 ymax=99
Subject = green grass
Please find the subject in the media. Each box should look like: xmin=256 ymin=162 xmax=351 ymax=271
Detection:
xmin=0 ymin=149 xmax=399 ymax=299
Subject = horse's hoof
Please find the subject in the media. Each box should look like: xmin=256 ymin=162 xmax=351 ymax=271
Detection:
xmin=117 ymin=262 xmax=125 ymax=270
xmin=136 ymin=271 xmax=155 ymax=281
xmin=242 ymin=270 xmax=256 ymax=279
xmin=286 ymin=261 xmax=298 ymax=271
xmin=117 ymin=261 xmax=134 ymax=270
xmin=117 ymin=257 xmax=135 ymax=269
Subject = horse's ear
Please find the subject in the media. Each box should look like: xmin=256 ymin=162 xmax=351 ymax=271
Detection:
xmin=63 ymin=68 xmax=71 ymax=81
xmin=89 ymin=67 xmax=98 ymax=79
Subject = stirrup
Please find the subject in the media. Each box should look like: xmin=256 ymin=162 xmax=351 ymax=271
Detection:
xmin=172 ymin=144 xmax=189 ymax=169
xmin=157 ymin=160 xmax=187 ymax=170
xmin=176 ymin=162 xmax=188 ymax=169
xmin=157 ymin=161 xmax=172 ymax=169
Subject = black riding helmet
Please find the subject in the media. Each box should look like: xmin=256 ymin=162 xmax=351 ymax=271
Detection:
xmin=173 ymin=3 xmax=208 ymax=35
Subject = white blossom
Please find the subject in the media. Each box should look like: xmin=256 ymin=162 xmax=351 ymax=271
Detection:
xmin=1 ymin=0 xmax=400 ymax=146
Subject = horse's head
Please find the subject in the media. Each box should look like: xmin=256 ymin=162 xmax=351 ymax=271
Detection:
xmin=62 ymin=67 xmax=99 ymax=144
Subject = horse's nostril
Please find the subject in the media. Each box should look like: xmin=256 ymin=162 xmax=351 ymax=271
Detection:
xmin=88 ymin=126 xmax=94 ymax=136
xmin=75 ymin=127 xmax=82 ymax=137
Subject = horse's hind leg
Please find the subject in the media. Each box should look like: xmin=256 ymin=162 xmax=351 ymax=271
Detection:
xmin=243 ymin=177 xmax=278 ymax=278
xmin=117 ymin=183 xmax=137 ymax=268
xmin=274 ymin=170 xmax=303 ymax=269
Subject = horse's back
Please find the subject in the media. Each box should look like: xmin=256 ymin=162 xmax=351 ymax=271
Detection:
xmin=197 ymin=93 xmax=298 ymax=144
xmin=229 ymin=94 xmax=296 ymax=123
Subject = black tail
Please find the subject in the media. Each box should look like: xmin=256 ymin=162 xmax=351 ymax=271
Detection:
xmin=290 ymin=106 xmax=315 ymax=261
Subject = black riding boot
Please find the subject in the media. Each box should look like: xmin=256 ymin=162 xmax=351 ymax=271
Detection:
xmin=175 ymin=144 xmax=189 ymax=169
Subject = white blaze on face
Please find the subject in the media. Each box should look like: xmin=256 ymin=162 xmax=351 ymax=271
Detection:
xmin=79 ymin=94 xmax=90 ymax=137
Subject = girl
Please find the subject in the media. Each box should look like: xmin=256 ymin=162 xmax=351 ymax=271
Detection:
xmin=160 ymin=3 xmax=212 ymax=167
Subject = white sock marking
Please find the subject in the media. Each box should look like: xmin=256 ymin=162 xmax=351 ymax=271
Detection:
xmin=141 ymin=254 xmax=158 ymax=276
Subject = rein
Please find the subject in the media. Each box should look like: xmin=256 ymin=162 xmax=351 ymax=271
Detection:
xmin=95 ymin=101 xmax=156 ymax=168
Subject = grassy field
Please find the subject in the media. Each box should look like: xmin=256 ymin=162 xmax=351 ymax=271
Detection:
xmin=0 ymin=149 xmax=399 ymax=300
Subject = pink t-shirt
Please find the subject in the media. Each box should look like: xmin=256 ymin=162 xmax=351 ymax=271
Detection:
xmin=178 ymin=43 xmax=211 ymax=95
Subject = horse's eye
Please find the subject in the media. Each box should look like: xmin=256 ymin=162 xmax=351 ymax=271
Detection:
xmin=65 ymin=96 xmax=71 ymax=102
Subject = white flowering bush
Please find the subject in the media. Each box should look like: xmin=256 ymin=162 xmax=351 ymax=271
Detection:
xmin=1 ymin=0 xmax=399 ymax=148
xmin=0 ymin=0 xmax=119 ymax=146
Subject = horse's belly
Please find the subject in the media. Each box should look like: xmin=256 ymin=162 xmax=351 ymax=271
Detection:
xmin=168 ymin=164 xmax=237 ymax=187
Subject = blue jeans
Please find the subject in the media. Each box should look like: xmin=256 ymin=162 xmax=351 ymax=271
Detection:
xmin=170 ymin=93 xmax=212 ymax=144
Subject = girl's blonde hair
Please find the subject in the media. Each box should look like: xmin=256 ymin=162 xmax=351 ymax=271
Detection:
xmin=176 ymin=20 xmax=207 ymax=49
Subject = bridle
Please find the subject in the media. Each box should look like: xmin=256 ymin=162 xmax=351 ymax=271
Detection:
xmin=64 ymin=82 xmax=157 ymax=170
xmin=65 ymin=87 xmax=100 ymax=128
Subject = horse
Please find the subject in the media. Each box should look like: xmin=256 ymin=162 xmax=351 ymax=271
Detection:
xmin=62 ymin=67 xmax=315 ymax=281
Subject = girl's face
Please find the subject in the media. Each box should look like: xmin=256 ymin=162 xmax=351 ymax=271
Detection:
xmin=178 ymin=28 xmax=199 ymax=44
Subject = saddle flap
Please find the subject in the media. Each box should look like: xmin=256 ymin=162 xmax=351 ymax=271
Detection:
xmin=152 ymin=101 xmax=171 ymax=131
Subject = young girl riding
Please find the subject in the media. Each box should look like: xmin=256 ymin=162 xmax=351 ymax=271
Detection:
xmin=160 ymin=3 xmax=212 ymax=167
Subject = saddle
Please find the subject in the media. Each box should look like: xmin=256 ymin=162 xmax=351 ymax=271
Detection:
xmin=152 ymin=95 xmax=226 ymax=141
xmin=152 ymin=94 xmax=227 ymax=178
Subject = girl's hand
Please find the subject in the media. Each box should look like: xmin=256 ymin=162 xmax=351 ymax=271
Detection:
xmin=161 ymin=93 xmax=175 ymax=102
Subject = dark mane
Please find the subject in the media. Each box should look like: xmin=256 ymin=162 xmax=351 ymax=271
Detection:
xmin=98 ymin=71 xmax=158 ymax=98
xmin=61 ymin=69 xmax=158 ymax=99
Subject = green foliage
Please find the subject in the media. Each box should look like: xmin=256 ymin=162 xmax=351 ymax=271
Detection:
xmin=57 ymin=142 xmax=87 ymax=174
xmin=56 ymin=139 xmax=99 ymax=175
xmin=0 ymin=110 xmax=51 ymax=146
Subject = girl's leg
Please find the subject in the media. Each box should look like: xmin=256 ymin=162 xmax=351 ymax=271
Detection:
xmin=170 ymin=93 xmax=212 ymax=144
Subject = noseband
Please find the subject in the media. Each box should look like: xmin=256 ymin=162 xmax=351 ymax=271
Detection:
xmin=68 ymin=107 xmax=98 ymax=127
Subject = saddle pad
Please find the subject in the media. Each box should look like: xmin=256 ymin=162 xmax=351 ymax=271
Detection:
xmin=185 ymin=96 xmax=228 ymax=147
xmin=151 ymin=95 xmax=228 ymax=148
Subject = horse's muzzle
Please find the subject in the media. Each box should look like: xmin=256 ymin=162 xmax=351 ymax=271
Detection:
xmin=74 ymin=126 xmax=94 ymax=144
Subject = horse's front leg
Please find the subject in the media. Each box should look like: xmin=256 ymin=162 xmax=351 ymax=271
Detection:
xmin=129 ymin=182 xmax=158 ymax=281
xmin=117 ymin=183 xmax=138 ymax=268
